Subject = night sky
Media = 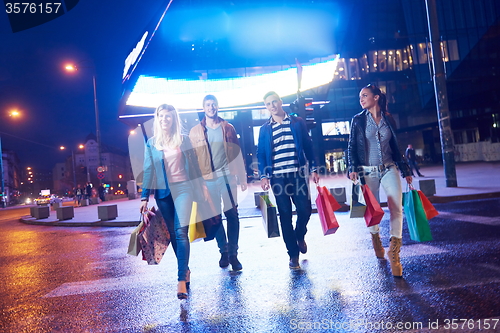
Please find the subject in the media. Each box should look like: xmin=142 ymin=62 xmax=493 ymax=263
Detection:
xmin=1 ymin=0 xmax=346 ymax=172
xmin=0 ymin=1 xmax=168 ymax=171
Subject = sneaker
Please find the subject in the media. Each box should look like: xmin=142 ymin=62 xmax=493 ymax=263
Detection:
xmin=298 ymin=240 xmax=307 ymax=254
xmin=229 ymin=255 xmax=242 ymax=271
xmin=219 ymin=253 xmax=229 ymax=268
xmin=289 ymin=257 xmax=300 ymax=269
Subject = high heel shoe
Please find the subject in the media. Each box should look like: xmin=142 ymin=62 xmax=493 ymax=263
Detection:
xmin=177 ymin=281 xmax=188 ymax=300
xmin=186 ymin=270 xmax=191 ymax=290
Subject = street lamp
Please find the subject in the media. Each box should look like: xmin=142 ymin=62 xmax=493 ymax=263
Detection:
xmin=1 ymin=109 xmax=22 ymax=208
xmin=0 ymin=136 xmax=5 ymax=208
xmin=64 ymin=62 xmax=103 ymax=176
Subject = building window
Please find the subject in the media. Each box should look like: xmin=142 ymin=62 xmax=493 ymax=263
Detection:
xmin=252 ymin=109 xmax=269 ymax=120
xmin=453 ymin=131 xmax=463 ymax=144
xmin=466 ymin=129 xmax=479 ymax=143
xmin=219 ymin=111 xmax=237 ymax=120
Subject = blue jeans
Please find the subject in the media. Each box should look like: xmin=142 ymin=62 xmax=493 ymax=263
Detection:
xmin=206 ymin=175 xmax=240 ymax=256
xmin=156 ymin=181 xmax=192 ymax=281
xmin=270 ymin=171 xmax=312 ymax=259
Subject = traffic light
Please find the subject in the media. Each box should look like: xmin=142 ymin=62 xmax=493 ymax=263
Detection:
xmin=290 ymin=96 xmax=316 ymax=129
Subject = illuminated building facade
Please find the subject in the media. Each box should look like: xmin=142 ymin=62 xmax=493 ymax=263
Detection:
xmin=119 ymin=0 xmax=500 ymax=179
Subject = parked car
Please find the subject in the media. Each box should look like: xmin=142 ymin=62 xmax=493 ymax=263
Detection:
xmin=34 ymin=195 xmax=57 ymax=205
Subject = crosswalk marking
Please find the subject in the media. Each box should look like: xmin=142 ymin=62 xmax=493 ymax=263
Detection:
xmin=43 ymin=245 xmax=446 ymax=298
xmin=43 ymin=275 xmax=165 ymax=298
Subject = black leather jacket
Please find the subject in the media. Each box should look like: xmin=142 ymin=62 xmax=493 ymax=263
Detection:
xmin=347 ymin=110 xmax=411 ymax=178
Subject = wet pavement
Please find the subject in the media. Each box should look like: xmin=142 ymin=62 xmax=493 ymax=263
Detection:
xmin=2 ymin=162 xmax=500 ymax=332
xmin=2 ymin=197 xmax=500 ymax=332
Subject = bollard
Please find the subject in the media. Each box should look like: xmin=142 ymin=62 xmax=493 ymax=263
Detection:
xmin=32 ymin=206 xmax=50 ymax=219
xmin=56 ymin=206 xmax=74 ymax=221
xmin=98 ymin=205 xmax=118 ymax=221
xmin=419 ymin=179 xmax=436 ymax=197
xmin=329 ymin=187 xmax=346 ymax=204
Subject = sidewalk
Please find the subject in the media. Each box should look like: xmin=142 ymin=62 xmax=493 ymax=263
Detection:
xmin=19 ymin=162 xmax=500 ymax=227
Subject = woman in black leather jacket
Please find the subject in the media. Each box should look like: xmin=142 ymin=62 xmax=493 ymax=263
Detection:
xmin=348 ymin=84 xmax=412 ymax=278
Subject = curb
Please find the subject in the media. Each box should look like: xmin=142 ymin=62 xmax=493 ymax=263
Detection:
xmin=428 ymin=191 xmax=500 ymax=203
xmin=19 ymin=216 xmax=140 ymax=227
xmin=18 ymin=192 xmax=500 ymax=227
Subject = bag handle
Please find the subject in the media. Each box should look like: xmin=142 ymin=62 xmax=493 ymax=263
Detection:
xmin=406 ymin=183 xmax=416 ymax=191
xmin=142 ymin=208 xmax=156 ymax=226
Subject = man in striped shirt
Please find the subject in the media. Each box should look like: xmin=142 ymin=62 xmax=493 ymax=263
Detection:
xmin=257 ymin=91 xmax=319 ymax=269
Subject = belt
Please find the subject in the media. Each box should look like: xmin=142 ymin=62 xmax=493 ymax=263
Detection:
xmin=360 ymin=163 xmax=395 ymax=173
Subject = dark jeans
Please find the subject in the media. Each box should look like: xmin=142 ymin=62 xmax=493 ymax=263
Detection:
xmin=408 ymin=159 xmax=422 ymax=176
xmin=270 ymin=171 xmax=312 ymax=259
xmin=206 ymin=175 xmax=240 ymax=256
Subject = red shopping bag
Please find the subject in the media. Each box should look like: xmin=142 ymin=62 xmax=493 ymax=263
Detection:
xmin=362 ymin=184 xmax=384 ymax=227
xmin=316 ymin=186 xmax=341 ymax=235
xmin=417 ymin=190 xmax=439 ymax=220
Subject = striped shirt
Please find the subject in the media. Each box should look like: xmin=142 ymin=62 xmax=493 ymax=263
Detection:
xmin=271 ymin=116 xmax=299 ymax=174
xmin=365 ymin=112 xmax=394 ymax=166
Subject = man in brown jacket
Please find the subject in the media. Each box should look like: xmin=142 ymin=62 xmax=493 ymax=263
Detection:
xmin=189 ymin=95 xmax=247 ymax=270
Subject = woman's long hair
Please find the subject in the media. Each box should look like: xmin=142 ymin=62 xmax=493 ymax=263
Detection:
xmin=152 ymin=104 xmax=183 ymax=150
xmin=364 ymin=84 xmax=387 ymax=113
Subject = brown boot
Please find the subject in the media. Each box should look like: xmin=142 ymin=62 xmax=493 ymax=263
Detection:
xmin=388 ymin=237 xmax=403 ymax=277
xmin=371 ymin=233 xmax=385 ymax=259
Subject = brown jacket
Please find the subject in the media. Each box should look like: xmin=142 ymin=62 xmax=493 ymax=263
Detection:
xmin=189 ymin=117 xmax=247 ymax=183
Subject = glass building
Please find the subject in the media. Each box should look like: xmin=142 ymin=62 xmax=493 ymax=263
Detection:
xmin=119 ymin=0 xmax=500 ymax=178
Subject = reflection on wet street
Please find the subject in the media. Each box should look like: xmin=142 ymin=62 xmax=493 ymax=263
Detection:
xmin=1 ymin=198 xmax=500 ymax=332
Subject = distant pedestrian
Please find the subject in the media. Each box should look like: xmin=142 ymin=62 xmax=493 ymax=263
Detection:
xmin=348 ymin=84 xmax=412 ymax=278
xmin=98 ymin=184 xmax=106 ymax=202
xmin=257 ymin=91 xmax=319 ymax=270
xmin=85 ymin=182 xmax=92 ymax=204
xmin=75 ymin=185 xmax=83 ymax=206
xmin=405 ymin=144 xmax=424 ymax=177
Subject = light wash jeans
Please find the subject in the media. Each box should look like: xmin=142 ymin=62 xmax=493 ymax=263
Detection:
xmin=156 ymin=181 xmax=192 ymax=281
xmin=205 ymin=175 xmax=240 ymax=256
xmin=360 ymin=165 xmax=403 ymax=238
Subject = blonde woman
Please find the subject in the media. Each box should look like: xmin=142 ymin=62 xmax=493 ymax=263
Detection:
xmin=140 ymin=104 xmax=205 ymax=299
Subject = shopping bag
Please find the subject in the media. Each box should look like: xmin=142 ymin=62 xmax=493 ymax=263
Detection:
xmin=350 ymin=182 xmax=366 ymax=218
xmin=315 ymin=186 xmax=340 ymax=235
xmin=417 ymin=190 xmax=439 ymax=220
xmin=127 ymin=221 xmax=144 ymax=256
xmin=259 ymin=194 xmax=280 ymax=238
xmin=188 ymin=202 xmax=207 ymax=242
xmin=403 ymin=189 xmax=433 ymax=242
xmin=138 ymin=207 xmax=171 ymax=264
xmin=362 ymin=184 xmax=384 ymax=227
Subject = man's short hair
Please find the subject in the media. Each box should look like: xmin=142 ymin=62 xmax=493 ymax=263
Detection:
xmin=203 ymin=94 xmax=218 ymax=106
xmin=263 ymin=91 xmax=280 ymax=101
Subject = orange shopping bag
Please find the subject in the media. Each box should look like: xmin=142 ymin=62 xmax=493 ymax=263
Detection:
xmin=417 ymin=190 xmax=439 ymax=220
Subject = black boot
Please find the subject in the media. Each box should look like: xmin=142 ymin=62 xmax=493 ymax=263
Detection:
xmin=229 ymin=255 xmax=242 ymax=271
xmin=219 ymin=253 xmax=229 ymax=268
